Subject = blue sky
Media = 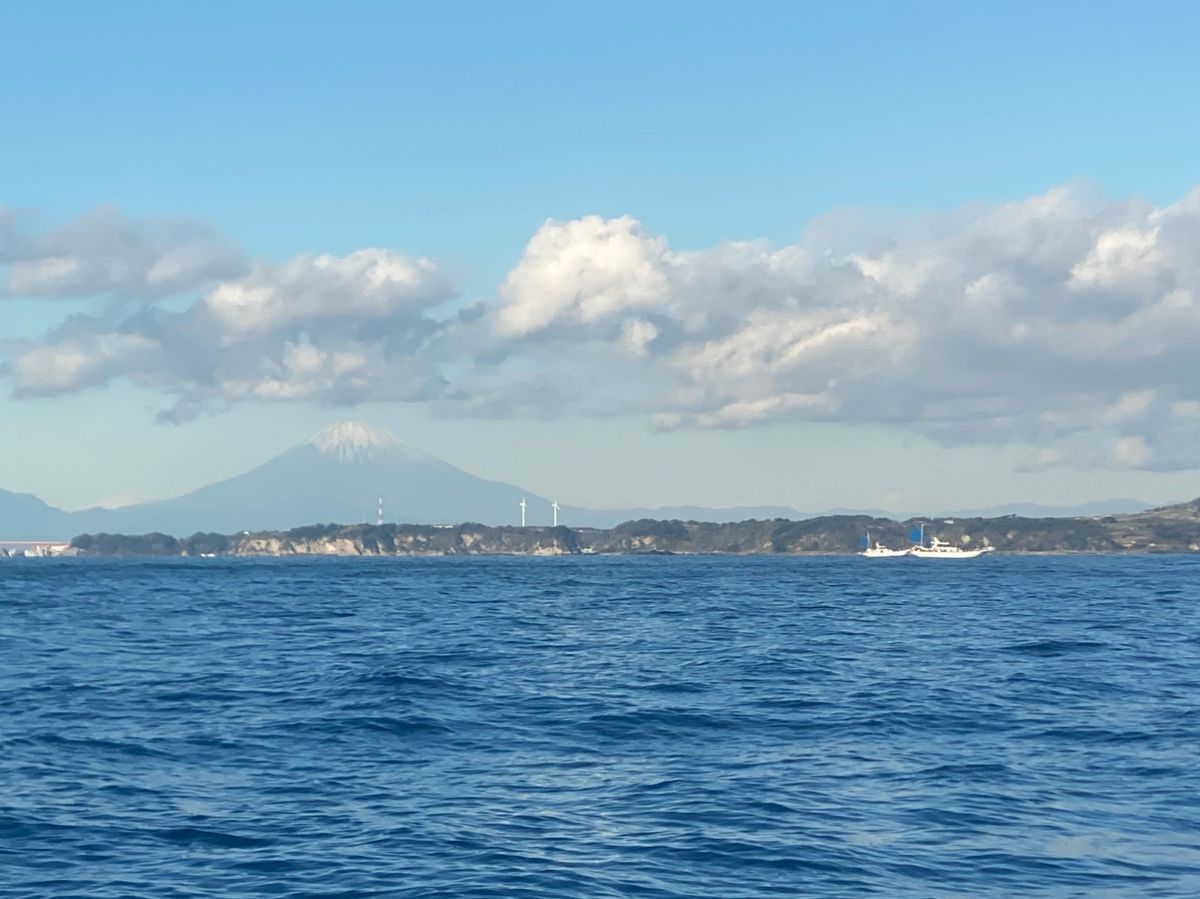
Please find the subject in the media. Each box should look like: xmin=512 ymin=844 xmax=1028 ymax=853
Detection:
xmin=3 ymin=1 xmax=1200 ymax=513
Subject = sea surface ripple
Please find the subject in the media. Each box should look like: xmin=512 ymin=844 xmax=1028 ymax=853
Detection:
xmin=2 ymin=555 xmax=1200 ymax=897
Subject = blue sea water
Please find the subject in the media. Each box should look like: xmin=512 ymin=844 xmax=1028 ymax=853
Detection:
xmin=2 ymin=555 xmax=1199 ymax=897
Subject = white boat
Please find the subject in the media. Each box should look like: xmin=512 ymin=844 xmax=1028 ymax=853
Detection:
xmin=909 ymin=534 xmax=994 ymax=559
xmin=860 ymin=531 xmax=910 ymax=558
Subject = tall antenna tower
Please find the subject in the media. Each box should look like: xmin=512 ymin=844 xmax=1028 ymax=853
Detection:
xmin=519 ymin=497 xmax=526 ymax=527
xmin=552 ymin=500 xmax=560 ymax=527
xmin=377 ymin=496 xmax=383 ymax=526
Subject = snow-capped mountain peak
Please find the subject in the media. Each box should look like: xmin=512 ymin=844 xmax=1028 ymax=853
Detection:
xmin=308 ymin=421 xmax=413 ymax=462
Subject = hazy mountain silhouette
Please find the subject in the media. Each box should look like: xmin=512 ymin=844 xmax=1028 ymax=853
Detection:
xmin=91 ymin=422 xmax=556 ymax=536
xmin=0 ymin=422 xmax=1159 ymax=539
xmin=560 ymin=504 xmax=807 ymax=528
xmin=944 ymin=499 xmax=1153 ymax=518
xmin=0 ymin=490 xmax=76 ymax=541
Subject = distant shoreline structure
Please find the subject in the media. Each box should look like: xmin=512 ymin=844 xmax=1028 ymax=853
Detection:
xmin=54 ymin=500 xmax=1200 ymax=557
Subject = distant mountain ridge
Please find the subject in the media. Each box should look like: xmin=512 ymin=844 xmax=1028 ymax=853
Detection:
xmin=0 ymin=423 xmax=808 ymax=539
xmin=945 ymin=499 xmax=1153 ymax=518
xmin=0 ymin=421 xmax=1167 ymax=539
xmin=0 ymin=490 xmax=77 ymax=541
xmin=562 ymin=504 xmax=808 ymax=528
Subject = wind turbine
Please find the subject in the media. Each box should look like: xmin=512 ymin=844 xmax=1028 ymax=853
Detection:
xmin=552 ymin=500 xmax=560 ymax=527
xmin=519 ymin=497 xmax=526 ymax=527
xmin=377 ymin=496 xmax=383 ymax=526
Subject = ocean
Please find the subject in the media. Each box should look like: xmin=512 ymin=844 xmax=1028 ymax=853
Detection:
xmin=2 ymin=555 xmax=1199 ymax=897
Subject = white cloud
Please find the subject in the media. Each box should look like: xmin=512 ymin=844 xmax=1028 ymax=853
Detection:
xmin=1102 ymin=390 xmax=1156 ymax=424
xmin=1015 ymin=447 xmax=1064 ymax=473
xmin=1111 ymin=435 xmax=1153 ymax=468
xmin=2 ymin=212 xmax=455 ymax=418
xmin=8 ymin=187 xmax=1200 ymax=472
xmin=204 ymin=249 xmax=451 ymax=336
xmin=11 ymin=333 xmax=160 ymax=396
xmin=3 ymin=206 xmax=244 ymax=299
xmin=478 ymin=184 xmax=1200 ymax=469
xmin=496 ymin=215 xmax=670 ymax=337
xmin=620 ymin=319 xmax=659 ymax=357
xmin=1070 ymin=225 xmax=1163 ymax=290
xmin=667 ymin=391 xmax=840 ymax=429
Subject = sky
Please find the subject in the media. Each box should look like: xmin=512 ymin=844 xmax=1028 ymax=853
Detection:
xmin=3 ymin=0 xmax=1200 ymax=515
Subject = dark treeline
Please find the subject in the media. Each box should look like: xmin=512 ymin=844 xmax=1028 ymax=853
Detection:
xmin=69 ymin=500 xmax=1200 ymax=555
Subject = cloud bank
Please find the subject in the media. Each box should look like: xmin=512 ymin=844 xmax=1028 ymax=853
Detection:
xmin=4 ymin=184 xmax=1200 ymax=470
xmin=1 ymin=205 xmax=244 ymax=299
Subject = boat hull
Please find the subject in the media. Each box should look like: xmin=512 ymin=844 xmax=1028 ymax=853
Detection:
xmin=910 ymin=547 xmax=993 ymax=559
xmin=860 ymin=548 xmax=911 ymax=558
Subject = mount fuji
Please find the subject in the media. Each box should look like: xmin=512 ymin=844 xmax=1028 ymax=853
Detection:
xmin=0 ymin=421 xmax=801 ymax=539
xmin=73 ymin=422 xmax=555 ymax=536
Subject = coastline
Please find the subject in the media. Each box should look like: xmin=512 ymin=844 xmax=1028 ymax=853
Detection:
xmin=60 ymin=505 xmax=1200 ymax=557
